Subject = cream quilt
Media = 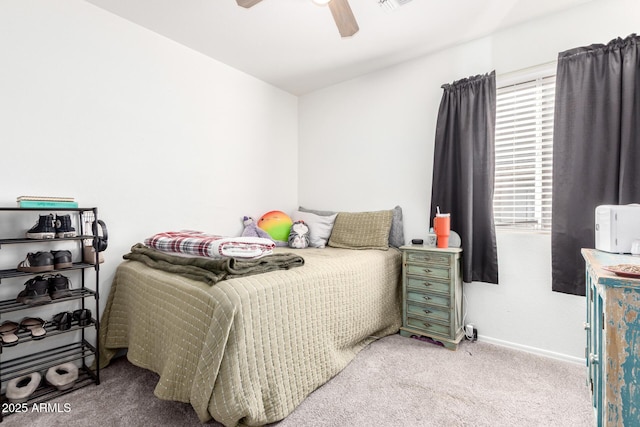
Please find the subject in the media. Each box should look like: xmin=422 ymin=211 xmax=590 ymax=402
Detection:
xmin=99 ymin=247 xmax=401 ymax=426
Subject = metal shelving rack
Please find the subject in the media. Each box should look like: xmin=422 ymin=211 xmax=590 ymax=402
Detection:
xmin=0 ymin=207 xmax=100 ymax=420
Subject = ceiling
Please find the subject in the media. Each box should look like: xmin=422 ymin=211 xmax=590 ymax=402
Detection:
xmin=86 ymin=0 xmax=595 ymax=95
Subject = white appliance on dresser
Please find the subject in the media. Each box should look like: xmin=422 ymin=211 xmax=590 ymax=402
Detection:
xmin=594 ymin=204 xmax=640 ymax=254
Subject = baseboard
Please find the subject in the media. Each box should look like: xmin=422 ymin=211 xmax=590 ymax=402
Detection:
xmin=477 ymin=335 xmax=586 ymax=365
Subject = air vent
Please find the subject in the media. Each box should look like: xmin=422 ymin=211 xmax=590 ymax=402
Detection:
xmin=378 ymin=0 xmax=413 ymax=12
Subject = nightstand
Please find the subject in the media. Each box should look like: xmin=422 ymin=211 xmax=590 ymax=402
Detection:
xmin=399 ymin=245 xmax=464 ymax=350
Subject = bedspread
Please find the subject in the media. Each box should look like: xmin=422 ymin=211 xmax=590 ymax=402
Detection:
xmin=99 ymin=247 xmax=401 ymax=426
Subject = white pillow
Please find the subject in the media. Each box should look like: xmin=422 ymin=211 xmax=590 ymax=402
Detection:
xmin=291 ymin=210 xmax=337 ymax=248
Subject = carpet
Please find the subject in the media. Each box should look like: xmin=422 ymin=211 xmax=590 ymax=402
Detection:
xmin=2 ymin=334 xmax=593 ymax=426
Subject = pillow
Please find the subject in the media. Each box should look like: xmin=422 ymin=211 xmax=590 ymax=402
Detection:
xmin=388 ymin=205 xmax=405 ymax=248
xmin=300 ymin=205 xmax=405 ymax=248
xmin=328 ymin=210 xmax=393 ymax=250
xmin=291 ymin=210 xmax=337 ymax=248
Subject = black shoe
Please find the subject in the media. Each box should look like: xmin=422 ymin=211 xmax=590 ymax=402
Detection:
xmin=55 ymin=215 xmax=76 ymax=238
xmin=51 ymin=250 xmax=72 ymax=269
xmin=48 ymin=274 xmax=72 ymax=299
xmin=72 ymin=309 xmax=92 ymax=326
xmin=17 ymin=252 xmax=54 ymax=273
xmin=26 ymin=214 xmax=55 ymax=239
xmin=17 ymin=276 xmax=52 ymax=306
xmin=52 ymin=312 xmax=72 ymax=331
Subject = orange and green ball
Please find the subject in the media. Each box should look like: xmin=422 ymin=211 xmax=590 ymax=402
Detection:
xmin=258 ymin=211 xmax=292 ymax=243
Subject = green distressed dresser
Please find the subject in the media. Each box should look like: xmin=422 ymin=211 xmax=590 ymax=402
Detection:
xmin=582 ymin=249 xmax=640 ymax=426
xmin=399 ymin=245 xmax=464 ymax=350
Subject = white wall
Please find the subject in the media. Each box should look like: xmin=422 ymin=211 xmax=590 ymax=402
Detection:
xmin=0 ymin=0 xmax=298 ymax=331
xmin=299 ymin=0 xmax=639 ymax=361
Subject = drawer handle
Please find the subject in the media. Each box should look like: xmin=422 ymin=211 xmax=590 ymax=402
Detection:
xmin=422 ymin=322 xmax=432 ymax=328
xmin=423 ymin=309 xmax=431 ymax=315
xmin=422 ymin=296 xmax=431 ymax=301
xmin=423 ymin=269 xmax=432 ymax=273
xmin=422 ymin=282 xmax=432 ymax=287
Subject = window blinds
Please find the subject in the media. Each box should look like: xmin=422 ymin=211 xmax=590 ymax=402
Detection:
xmin=494 ymin=72 xmax=555 ymax=230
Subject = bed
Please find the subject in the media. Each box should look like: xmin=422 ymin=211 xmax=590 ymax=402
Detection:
xmin=99 ymin=245 xmax=402 ymax=426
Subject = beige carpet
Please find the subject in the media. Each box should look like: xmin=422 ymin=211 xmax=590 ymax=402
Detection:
xmin=3 ymin=334 xmax=594 ymax=426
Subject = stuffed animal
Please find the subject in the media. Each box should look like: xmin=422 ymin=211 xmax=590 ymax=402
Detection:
xmin=288 ymin=220 xmax=310 ymax=249
xmin=242 ymin=216 xmax=273 ymax=240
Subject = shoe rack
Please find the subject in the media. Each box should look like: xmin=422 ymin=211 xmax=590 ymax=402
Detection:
xmin=0 ymin=207 xmax=100 ymax=420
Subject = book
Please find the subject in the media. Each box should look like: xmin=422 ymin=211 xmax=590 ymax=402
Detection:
xmin=17 ymin=195 xmax=75 ymax=202
xmin=18 ymin=200 xmax=79 ymax=208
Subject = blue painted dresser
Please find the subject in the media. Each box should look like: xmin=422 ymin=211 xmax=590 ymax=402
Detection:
xmin=582 ymin=249 xmax=640 ymax=426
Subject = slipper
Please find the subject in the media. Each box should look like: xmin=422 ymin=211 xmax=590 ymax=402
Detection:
xmin=45 ymin=362 xmax=78 ymax=391
xmin=0 ymin=320 xmax=19 ymax=346
xmin=6 ymin=372 xmax=41 ymax=403
xmin=19 ymin=317 xmax=46 ymax=339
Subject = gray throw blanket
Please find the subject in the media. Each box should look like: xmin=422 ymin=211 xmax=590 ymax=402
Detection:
xmin=123 ymin=243 xmax=304 ymax=285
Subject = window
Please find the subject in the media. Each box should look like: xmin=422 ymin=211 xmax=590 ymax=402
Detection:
xmin=494 ymin=65 xmax=556 ymax=231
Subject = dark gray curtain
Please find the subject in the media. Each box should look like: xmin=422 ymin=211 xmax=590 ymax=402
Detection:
xmin=552 ymin=34 xmax=640 ymax=296
xmin=430 ymin=71 xmax=498 ymax=284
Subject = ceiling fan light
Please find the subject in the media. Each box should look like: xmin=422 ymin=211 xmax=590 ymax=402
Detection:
xmin=312 ymin=0 xmax=331 ymax=6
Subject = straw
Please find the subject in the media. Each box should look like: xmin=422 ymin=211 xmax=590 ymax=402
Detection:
xmin=436 ymin=206 xmax=441 ymax=215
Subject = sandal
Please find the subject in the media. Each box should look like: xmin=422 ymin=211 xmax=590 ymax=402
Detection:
xmin=0 ymin=320 xmax=19 ymax=346
xmin=52 ymin=312 xmax=72 ymax=331
xmin=19 ymin=317 xmax=46 ymax=339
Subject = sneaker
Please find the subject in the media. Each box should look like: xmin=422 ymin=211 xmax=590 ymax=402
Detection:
xmin=55 ymin=215 xmax=76 ymax=238
xmin=48 ymin=274 xmax=72 ymax=299
xmin=51 ymin=250 xmax=72 ymax=269
xmin=17 ymin=276 xmax=52 ymax=306
xmin=17 ymin=252 xmax=54 ymax=273
xmin=26 ymin=214 xmax=55 ymax=239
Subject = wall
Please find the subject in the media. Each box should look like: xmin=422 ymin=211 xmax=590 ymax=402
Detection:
xmin=0 ymin=0 xmax=298 ymax=341
xmin=298 ymin=0 xmax=639 ymax=362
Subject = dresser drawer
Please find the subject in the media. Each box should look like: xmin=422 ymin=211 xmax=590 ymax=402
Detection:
xmin=406 ymin=317 xmax=450 ymax=336
xmin=406 ymin=290 xmax=450 ymax=307
xmin=406 ymin=303 xmax=450 ymax=323
xmin=405 ymin=264 xmax=450 ymax=280
xmin=406 ymin=276 xmax=450 ymax=294
xmin=405 ymin=251 xmax=451 ymax=266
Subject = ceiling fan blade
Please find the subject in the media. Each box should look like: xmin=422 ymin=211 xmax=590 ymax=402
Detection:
xmin=236 ymin=0 xmax=262 ymax=8
xmin=328 ymin=0 xmax=359 ymax=37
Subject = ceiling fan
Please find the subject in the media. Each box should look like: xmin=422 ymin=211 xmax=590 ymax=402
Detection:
xmin=236 ymin=0 xmax=359 ymax=38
